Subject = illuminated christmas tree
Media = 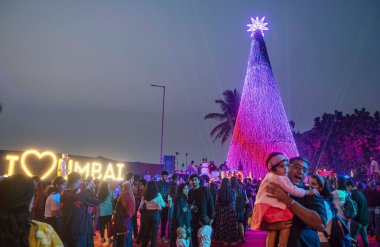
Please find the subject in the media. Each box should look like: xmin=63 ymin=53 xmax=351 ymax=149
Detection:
xmin=226 ymin=17 xmax=298 ymax=178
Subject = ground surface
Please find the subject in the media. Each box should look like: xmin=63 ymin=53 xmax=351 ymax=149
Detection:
xmin=93 ymin=228 xmax=380 ymax=247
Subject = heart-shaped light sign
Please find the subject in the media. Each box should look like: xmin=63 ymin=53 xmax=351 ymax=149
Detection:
xmin=20 ymin=150 xmax=57 ymax=180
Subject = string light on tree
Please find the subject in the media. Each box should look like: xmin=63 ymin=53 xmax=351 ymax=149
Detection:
xmin=227 ymin=17 xmax=298 ymax=178
xmin=224 ymin=170 xmax=245 ymax=181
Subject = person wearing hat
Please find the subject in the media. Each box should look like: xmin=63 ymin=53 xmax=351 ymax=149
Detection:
xmin=0 ymin=174 xmax=63 ymax=247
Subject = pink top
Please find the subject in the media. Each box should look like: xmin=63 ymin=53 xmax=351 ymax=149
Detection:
xmin=255 ymin=172 xmax=306 ymax=209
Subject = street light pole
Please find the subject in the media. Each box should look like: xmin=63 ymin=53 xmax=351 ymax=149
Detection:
xmin=150 ymin=84 xmax=165 ymax=165
xmin=175 ymin=152 xmax=179 ymax=169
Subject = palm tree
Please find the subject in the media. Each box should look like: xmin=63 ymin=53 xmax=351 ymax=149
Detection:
xmin=204 ymin=89 xmax=240 ymax=145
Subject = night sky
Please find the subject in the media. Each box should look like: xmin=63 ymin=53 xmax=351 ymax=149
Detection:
xmin=0 ymin=0 xmax=379 ymax=165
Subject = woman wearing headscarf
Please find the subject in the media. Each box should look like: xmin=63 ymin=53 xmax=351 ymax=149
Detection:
xmin=170 ymin=183 xmax=192 ymax=247
xmin=0 ymin=174 xmax=63 ymax=247
xmin=112 ymin=183 xmax=135 ymax=247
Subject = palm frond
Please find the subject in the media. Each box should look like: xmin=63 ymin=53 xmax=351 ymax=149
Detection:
xmin=205 ymin=88 xmax=241 ymax=145
xmin=210 ymin=121 xmax=229 ymax=138
xmin=215 ymin=99 xmax=230 ymax=115
xmin=223 ymin=90 xmax=235 ymax=104
xmin=213 ymin=123 xmax=229 ymax=142
xmin=204 ymin=113 xmax=226 ymax=121
xmin=221 ymin=125 xmax=233 ymax=144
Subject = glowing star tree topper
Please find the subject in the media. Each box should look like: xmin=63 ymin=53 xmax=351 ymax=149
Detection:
xmin=247 ymin=16 xmax=268 ymax=36
xmin=226 ymin=17 xmax=298 ymax=178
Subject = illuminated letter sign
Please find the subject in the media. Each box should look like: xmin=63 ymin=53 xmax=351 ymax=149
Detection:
xmin=91 ymin=162 xmax=102 ymax=179
xmin=5 ymin=155 xmax=19 ymax=176
xmin=103 ymin=163 xmax=116 ymax=180
xmin=20 ymin=150 xmax=58 ymax=180
xmin=116 ymin=163 xmax=124 ymax=181
xmin=2 ymin=149 xmax=127 ymax=181
xmin=74 ymin=162 xmax=90 ymax=178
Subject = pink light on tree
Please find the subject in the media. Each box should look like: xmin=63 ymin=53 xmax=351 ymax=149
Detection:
xmin=226 ymin=17 xmax=298 ymax=178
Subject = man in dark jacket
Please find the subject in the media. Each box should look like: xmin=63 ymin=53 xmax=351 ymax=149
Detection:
xmin=188 ymin=174 xmax=214 ymax=247
xmin=61 ymin=172 xmax=99 ymax=247
xmin=348 ymin=180 xmax=369 ymax=247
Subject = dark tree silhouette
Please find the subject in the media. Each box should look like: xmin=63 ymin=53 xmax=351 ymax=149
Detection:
xmin=289 ymin=121 xmax=295 ymax=129
xmin=292 ymin=108 xmax=380 ymax=174
xmin=205 ymin=89 xmax=240 ymax=145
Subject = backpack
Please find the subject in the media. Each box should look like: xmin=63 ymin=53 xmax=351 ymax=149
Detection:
xmin=343 ymin=194 xmax=358 ymax=219
xmin=323 ymin=214 xmax=351 ymax=247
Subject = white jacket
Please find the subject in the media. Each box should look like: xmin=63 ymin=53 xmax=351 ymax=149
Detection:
xmin=255 ymin=173 xmax=306 ymax=209
xmin=332 ymin=190 xmax=349 ymax=219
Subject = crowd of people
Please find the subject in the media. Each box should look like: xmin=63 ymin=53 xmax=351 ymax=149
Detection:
xmin=0 ymin=153 xmax=379 ymax=247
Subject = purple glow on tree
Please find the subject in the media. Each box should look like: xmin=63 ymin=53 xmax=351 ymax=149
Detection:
xmin=226 ymin=18 xmax=298 ymax=178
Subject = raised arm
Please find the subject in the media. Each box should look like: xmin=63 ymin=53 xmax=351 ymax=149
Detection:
xmin=273 ymin=175 xmax=305 ymax=197
xmin=267 ymin=182 xmax=325 ymax=231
